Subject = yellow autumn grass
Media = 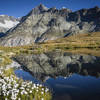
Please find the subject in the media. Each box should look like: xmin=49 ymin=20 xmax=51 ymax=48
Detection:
xmin=0 ymin=32 xmax=100 ymax=56
xmin=39 ymin=32 xmax=100 ymax=56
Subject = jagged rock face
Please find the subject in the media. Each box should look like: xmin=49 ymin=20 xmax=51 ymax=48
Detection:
xmin=0 ymin=5 xmax=100 ymax=46
xmin=14 ymin=51 xmax=100 ymax=80
xmin=0 ymin=15 xmax=19 ymax=33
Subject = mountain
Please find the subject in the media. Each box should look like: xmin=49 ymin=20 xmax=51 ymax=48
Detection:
xmin=0 ymin=15 xmax=19 ymax=37
xmin=0 ymin=4 xmax=100 ymax=46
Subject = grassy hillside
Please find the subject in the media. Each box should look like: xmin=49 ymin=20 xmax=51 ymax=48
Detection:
xmin=43 ymin=32 xmax=100 ymax=48
xmin=0 ymin=32 xmax=100 ymax=57
xmin=39 ymin=32 xmax=100 ymax=56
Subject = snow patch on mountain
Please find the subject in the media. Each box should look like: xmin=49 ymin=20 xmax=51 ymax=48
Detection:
xmin=0 ymin=20 xmax=19 ymax=28
xmin=0 ymin=15 xmax=19 ymax=33
xmin=0 ymin=15 xmax=5 ymax=17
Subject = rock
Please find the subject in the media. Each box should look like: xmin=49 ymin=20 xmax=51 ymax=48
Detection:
xmin=0 ymin=5 xmax=100 ymax=46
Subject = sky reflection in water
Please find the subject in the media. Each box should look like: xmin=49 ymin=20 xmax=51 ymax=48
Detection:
xmin=15 ymin=69 xmax=100 ymax=100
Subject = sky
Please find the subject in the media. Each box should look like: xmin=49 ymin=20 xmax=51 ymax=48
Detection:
xmin=0 ymin=0 xmax=100 ymax=18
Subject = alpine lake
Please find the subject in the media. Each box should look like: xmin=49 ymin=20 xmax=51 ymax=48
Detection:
xmin=14 ymin=51 xmax=100 ymax=100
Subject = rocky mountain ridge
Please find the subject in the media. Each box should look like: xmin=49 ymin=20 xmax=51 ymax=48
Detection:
xmin=0 ymin=4 xmax=100 ymax=46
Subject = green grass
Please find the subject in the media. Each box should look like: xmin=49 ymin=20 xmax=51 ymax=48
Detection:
xmin=0 ymin=52 xmax=12 ymax=67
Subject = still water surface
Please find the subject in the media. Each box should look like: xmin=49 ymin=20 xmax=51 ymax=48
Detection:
xmin=14 ymin=52 xmax=100 ymax=100
xmin=15 ymin=69 xmax=100 ymax=100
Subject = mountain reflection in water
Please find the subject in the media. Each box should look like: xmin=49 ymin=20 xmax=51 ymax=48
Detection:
xmin=14 ymin=51 xmax=100 ymax=100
